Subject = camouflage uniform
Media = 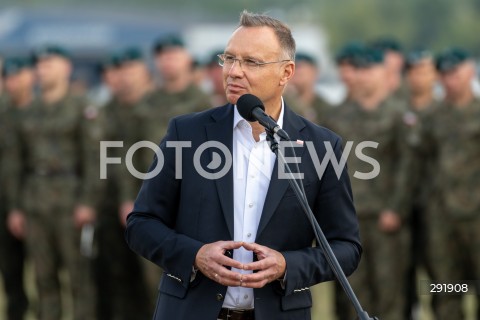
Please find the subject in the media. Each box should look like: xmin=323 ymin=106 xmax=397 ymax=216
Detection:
xmin=284 ymin=94 xmax=331 ymax=126
xmin=147 ymin=83 xmax=210 ymax=142
xmin=0 ymin=100 xmax=29 ymax=320
xmin=98 ymin=95 xmax=153 ymax=320
xmin=326 ymin=98 xmax=410 ymax=320
xmin=397 ymin=102 xmax=439 ymax=318
xmin=7 ymin=93 xmax=102 ymax=320
xmin=420 ymin=99 xmax=480 ymax=319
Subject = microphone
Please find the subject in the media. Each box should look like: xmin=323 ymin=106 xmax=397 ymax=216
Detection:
xmin=236 ymin=94 xmax=289 ymax=140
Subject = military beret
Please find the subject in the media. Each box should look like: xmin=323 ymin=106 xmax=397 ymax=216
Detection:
xmin=404 ymin=49 xmax=433 ymax=70
xmin=352 ymin=46 xmax=384 ymax=68
xmin=152 ymin=34 xmax=185 ymax=54
xmin=335 ymin=41 xmax=365 ymax=65
xmin=32 ymin=44 xmax=71 ymax=62
xmin=2 ymin=56 xmax=33 ymax=77
xmin=97 ymin=52 xmax=123 ymax=74
xmin=371 ymin=37 xmax=403 ymax=53
xmin=295 ymin=52 xmax=318 ymax=66
xmin=435 ymin=47 xmax=472 ymax=73
xmin=116 ymin=47 xmax=144 ymax=65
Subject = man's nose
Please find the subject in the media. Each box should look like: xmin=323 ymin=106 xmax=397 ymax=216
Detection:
xmin=228 ymin=59 xmax=243 ymax=77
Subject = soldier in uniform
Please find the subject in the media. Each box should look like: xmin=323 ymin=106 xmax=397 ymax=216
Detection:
xmin=332 ymin=42 xmax=364 ymax=319
xmin=284 ymin=52 xmax=331 ymax=125
xmin=0 ymin=57 xmax=34 ymax=320
xmin=94 ymin=51 xmax=151 ymax=320
xmin=421 ymin=48 xmax=480 ymax=320
xmin=5 ymin=45 xmax=102 ymax=320
xmin=371 ymin=37 xmax=406 ymax=99
xmin=204 ymin=50 xmax=228 ymax=107
xmin=327 ymin=47 xmax=409 ymax=320
xmin=105 ymin=48 xmax=157 ymax=225
xmin=150 ymin=34 xmax=210 ymax=138
xmin=400 ymin=49 xmax=439 ymax=319
xmin=334 ymin=41 xmax=365 ymax=104
xmin=100 ymin=47 xmax=156 ymax=319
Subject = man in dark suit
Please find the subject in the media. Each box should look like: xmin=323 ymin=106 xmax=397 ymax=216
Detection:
xmin=125 ymin=10 xmax=361 ymax=320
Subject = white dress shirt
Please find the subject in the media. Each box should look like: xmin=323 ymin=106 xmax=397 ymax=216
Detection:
xmin=223 ymin=100 xmax=285 ymax=309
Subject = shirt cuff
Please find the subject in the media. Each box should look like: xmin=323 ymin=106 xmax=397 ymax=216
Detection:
xmin=277 ymin=271 xmax=287 ymax=290
xmin=190 ymin=265 xmax=199 ymax=282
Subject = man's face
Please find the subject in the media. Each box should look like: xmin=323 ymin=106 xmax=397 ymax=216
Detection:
xmin=36 ymin=55 xmax=71 ymax=90
xmin=440 ymin=62 xmax=475 ymax=99
xmin=119 ymin=61 xmax=150 ymax=95
xmin=120 ymin=61 xmax=149 ymax=86
xmin=355 ymin=64 xmax=387 ymax=96
xmin=154 ymin=47 xmax=192 ymax=80
xmin=406 ymin=59 xmax=437 ymax=95
xmin=338 ymin=62 xmax=357 ymax=91
xmin=385 ymin=51 xmax=404 ymax=74
xmin=206 ymin=63 xmax=224 ymax=95
xmin=222 ymin=26 xmax=293 ymax=106
xmin=290 ymin=61 xmax=317 ymax=93
xmin=4 ymin=69 xmax=35 ymax=97
xmin=103 ymin=67 xmax=122 ymax=95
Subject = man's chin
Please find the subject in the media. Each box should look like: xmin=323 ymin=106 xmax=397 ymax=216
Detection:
xmin=227 ymin=93 xmax=241 ymax=105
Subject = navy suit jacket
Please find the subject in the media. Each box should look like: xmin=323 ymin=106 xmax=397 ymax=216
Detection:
xmin=125 ymin=103 xmax=361 ymax=320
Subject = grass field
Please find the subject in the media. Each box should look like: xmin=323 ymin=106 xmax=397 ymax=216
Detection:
xmin=1 ymin=266 xmax=477 ymax=319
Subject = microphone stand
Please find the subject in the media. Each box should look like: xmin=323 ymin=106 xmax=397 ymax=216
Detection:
xmin=266 ymin=129 xmax=378 ymax=320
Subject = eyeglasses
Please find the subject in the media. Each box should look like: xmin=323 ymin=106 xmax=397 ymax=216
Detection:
xmin=217 ymin=54 xmax=290 ymax=71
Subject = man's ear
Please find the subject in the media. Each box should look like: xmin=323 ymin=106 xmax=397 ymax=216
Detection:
xmin=280 ymin=61 xmax=295 ymax=86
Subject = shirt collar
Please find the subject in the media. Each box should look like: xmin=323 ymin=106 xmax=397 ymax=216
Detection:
xmin=233 ymin=97 xmax=285 ymax=129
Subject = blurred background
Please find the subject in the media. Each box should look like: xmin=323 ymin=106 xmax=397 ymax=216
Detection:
xmin=0 ymin=1 xmax=479 ymax=319
xmin=1 ymin=0 xmax=479 ymax=101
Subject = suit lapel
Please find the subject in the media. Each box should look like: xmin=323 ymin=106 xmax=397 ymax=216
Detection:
xmin=257 ymin=105 xmax=307 ymax=238
xmin=205 ymin=105 xmax=235 ymax=238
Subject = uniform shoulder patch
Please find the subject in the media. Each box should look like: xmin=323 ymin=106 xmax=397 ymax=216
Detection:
xmin=84 ymin=105 xmax=99 ymax=120
xmin=403 ymin=111 xmax=418 ymax=127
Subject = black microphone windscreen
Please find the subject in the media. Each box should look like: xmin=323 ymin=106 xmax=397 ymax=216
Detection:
xmin=237 ymin=94 xmax=264 ymax=122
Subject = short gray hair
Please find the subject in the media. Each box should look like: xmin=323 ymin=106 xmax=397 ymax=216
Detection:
xmin=238 ymin=10 xmax=296 ymax=60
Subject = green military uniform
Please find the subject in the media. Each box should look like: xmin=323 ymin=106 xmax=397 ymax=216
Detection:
xmin=146 ymin=84 xmax=210 ymax=142
xmin=285 ymin=94 xmax=331 ymax=125
xmin=149 ymin=33 xmax=211 ymax=142
xmin=421 ymin=98 xmax=480 ymax=319
xmin=397 ymin=49 xmax=442 ymax=318
xmin=95 ymin=48 xmax=159 ymax=320
xmin=97 ymin=94 xmax=152 ymax=320
xmin=399 ymin=101 xmax=439 ymax=317
xmin=109 ymin=95 xmax=156 ymax=204
xmin=326 ymin=97 xmax=410 ymax=320
xmin=0 ymin=101 xmax=30 ymax=320
xmin=0 ymin=56 xmax=34 ymax=320
xmin=371 ymin=37 xmax=408 ymax=102
xmin=7 ymin=93 xmax=102 ymax=320
xmin=415 ymin=48 xmax=480 ymax=319
xmin=284 ymin=52 xmax=332 ymax=125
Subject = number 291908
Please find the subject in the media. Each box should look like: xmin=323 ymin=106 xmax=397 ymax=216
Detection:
xmin=420 ymin=281 xmax=478 ymax=295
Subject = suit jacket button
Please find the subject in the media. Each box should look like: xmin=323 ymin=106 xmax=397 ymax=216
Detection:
xmin=216 ymin=293 xmax=224 ymax=301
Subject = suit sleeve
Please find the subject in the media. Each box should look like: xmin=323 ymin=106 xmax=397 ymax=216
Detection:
xmin=125 ymin=118 xmax=204 ymax=288
xmin=281 ymin=136 xmax=362 ymax=296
